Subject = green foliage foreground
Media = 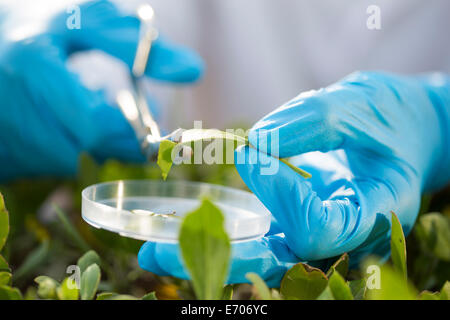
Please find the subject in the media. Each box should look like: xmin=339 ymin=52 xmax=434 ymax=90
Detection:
xmin=0 ymin=155 xmax=449 ymax=300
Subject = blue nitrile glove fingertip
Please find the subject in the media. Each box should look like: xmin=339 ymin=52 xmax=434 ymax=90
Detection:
xmin=154 ymin=243 xmax=190 ymax=280
xmin=138 ymin=242 xmax=170 ymax=276
xmin=147 ymin=37 xmax=205 ymax=83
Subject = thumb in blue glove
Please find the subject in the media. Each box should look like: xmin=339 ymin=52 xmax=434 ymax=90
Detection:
xmin=0 ymin=0 xmax=204 ymax=181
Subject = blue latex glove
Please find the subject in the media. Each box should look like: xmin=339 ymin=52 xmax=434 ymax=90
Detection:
xmin=0 ymin=0 xmax=203 ymax=181
xmin=138 ymin=71 xmax=450 ymax=287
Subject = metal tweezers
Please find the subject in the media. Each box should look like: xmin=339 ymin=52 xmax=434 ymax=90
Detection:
xmin=116 ymin=4 xmax=183 ymax=160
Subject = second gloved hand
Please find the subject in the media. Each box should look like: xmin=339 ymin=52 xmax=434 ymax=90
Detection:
xmin=0 ymin=0 xmax=204 ymax=181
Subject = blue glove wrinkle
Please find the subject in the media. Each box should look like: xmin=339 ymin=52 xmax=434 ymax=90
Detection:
xmin=235 ymin=146 xmax=374 ymax=261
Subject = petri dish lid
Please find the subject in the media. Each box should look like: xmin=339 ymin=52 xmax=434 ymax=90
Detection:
xmin=81 ymin=180 xmax=271 ymax=243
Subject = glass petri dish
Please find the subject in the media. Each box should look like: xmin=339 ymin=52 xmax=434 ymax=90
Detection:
xmin=81 ymin=180 xmax=271 ymax=243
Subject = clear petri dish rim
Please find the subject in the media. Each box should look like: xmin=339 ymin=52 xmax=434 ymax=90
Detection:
xmin=81 ymin=179 xmax=271 ymax=243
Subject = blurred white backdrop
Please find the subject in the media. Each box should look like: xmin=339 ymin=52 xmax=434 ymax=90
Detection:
xmin=2 ymin=0 xmax=449 ymax=130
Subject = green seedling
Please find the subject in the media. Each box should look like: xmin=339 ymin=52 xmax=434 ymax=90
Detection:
xmin=179 ymin=198 xmax=230 ymax=300
xmin=156 ymin=129 xmax=311 ymax=180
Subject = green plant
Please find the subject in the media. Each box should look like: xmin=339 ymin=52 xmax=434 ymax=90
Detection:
xmin=157 ymin=129 xmax=311 ymax=180
xmin=0 ymin=152 xmax=449 ymax=301
xmin=179 ymin=198 xmax=231 ymax=300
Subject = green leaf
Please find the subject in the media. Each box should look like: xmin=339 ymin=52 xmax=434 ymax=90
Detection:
xmin=316 ymin=286 xmax=334 ymax=300
xmin=415 ymin=212 xmax=450 ymax=261
xmin=80 ymin=263 xmax=101 ymax=300
xmin=53 ymin=204 xmax=90 ymax=253
xmin=349 ymin=279 xmax=366 ymax=300
xmin=0 ymin=272 xmax=12 ymax=286
xmin=0 ymin=285 xmax=22 ymax=300
xmin=157 ymin=129 xmax=311 ymax=180
xmin=35 ymin=276 xmax=59 ymax=299
xmin=363 ymin=259 xmax=417 ymax=300
xmin=179 ymin=129 xmax=247 ymax=146
xmin=327 ymin=271 xmax=353 ymax=300
xmin=157 ymin=140 xmax=177 ymax=180
xmin=13 ymin=240 xmax=50 ymax=282
xmin=141 ymin=291 xmax=157 ymax=300
xmin=279 ymin=158 xmax=312 ymax=179
xmin=280 ymin=263 xmax=328 ymax=300
xmin=96 ymin=292 xmax=116 ymax=300
xmin=221 ymin=285 xmax=233 ymax=300
xmin=105 ymin=294 xmax=139 ymax=300
xmin=24 ymin=287 xmax=38 ymax=300
xmin=57 ymin=277 xmax=79 ymax=300
xmin=78 ymin=153 xmax=100 ymax=187
xmin=179 ymin=198 xmax=231 ymax=300
xmin=0 ymin=255 xmax=9 ymax=272
xmin=390 ymin=211 xmax=407 ymax=279
xmin=77 ymin=250 xmax=101 ymax=274
xmin=0 ymin=193 xmax=9 ymax=251
xmin=418 ymin=291 xmax=440 ymax=300
xmin=246 ymin=272 xmax=272 ymax=300
xmin=326 ymin=253 xmax=349 ymax=278
xmin=440 ymin=281 xmax=450 ymax=300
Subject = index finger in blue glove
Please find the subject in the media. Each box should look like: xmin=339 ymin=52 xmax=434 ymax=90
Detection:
xmin=48 ymin=0 xmax=204 ymax=83
xmin=247 ymin=72 xmax=440 ymax=162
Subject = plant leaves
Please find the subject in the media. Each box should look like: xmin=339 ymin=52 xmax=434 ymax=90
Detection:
xmin=35 ymin=275 xmax=59 ymax=299
xmin=316 ymin=286 xmax=334 ymax=300
xmin=105 ymin=294 xmax=139 ymax=300
xmin=179 ymin=198 xmax=231 ymax=300
xmin=279 ymin=158 xmax=312 ymax=179
xmin=53 ymin=204 xmax=90 ymax=253
xmin=349 ymin=279 xmax=366 ymax=300
xmin=0 ymin=272 xmax=12 ymax=286
xmin=156 ymin=129 xmax=311 ymax=180
xmin=141 ymin=291 xmax=157 ymax=300
xmin=415 ymin=212 xmax=450 ymax=261
xmin=57 ymin=277 xmax=79 ymax=300
xmin=418 ymin=291 xmax=440 ymax=300
xmin=246 ymin=272 xmax=272 ymax=300
xmin=363 ymin=259 xmax=417 ymax=300
xmin=77 ymin=250 xmax=101 ymax=274
xmin=0 ymin=255 xmax=9 ymax=272
xmin=13 ymin=240 xmax=49 ymax=282
xmin=280 ymin=263 xmax=328 ymax=300
xmin=440 ymin=281 xmax=450 ymax=300
xmin=80 ymin=263 xmax=101 ymax=300
xmin=390 ymin=211 xmax=407 ymax=279
xmin=96 ymin=292 xmax=116 ymax=300
xmin=326 ymin=271 xmax=353 ymax=300
xmin=157 ymin=140 xmax=177 ymax=180
xmin=0 ymin=193 xmax=9 ymax=251
xmin=221 ymin=285 xmax=233 ymax=300
xmin=326 ymin=253 xmax=349 ymax=278
xmin=180 ymin=129 xmax=247 ymax=145
xmin=0 ymin=285 xmax=22 ymax=300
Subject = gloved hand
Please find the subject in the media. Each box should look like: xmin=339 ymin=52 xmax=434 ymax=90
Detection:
xmin=138 ymin=71 xmax=450 ymax=287
xmin=0 ymin=0 xmax=203 ymax=181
